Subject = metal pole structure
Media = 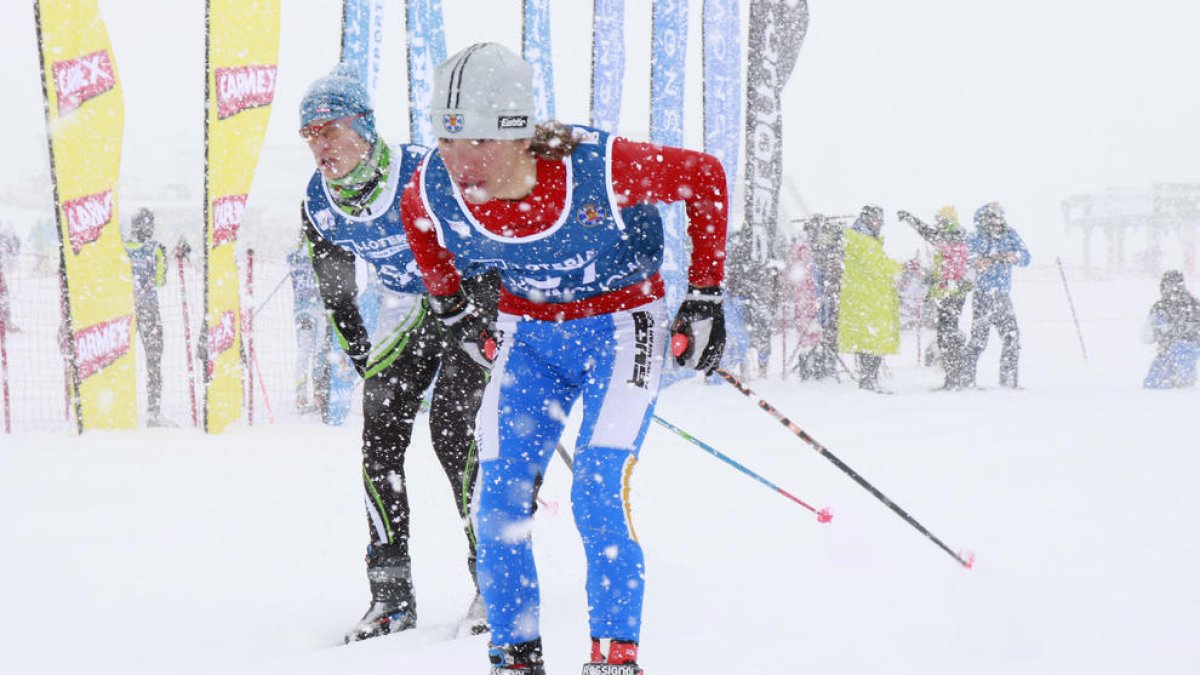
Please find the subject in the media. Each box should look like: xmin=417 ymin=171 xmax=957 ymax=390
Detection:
xmin=176 ymin=248 xmax=199 ymax=428
xmin=1055 ymin=257 xmax=1088 ymax=360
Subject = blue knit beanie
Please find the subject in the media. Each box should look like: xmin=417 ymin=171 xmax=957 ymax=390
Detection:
xmin=299 ymin=64 xmax=377 ymax=144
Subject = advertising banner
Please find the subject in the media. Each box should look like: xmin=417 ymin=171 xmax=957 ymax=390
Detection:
xmin=703 ymin=0 xmax=742 ymax=201
xmin=522 ymin=0 xmax=556 ymax=123
xmin=651 ymin=0 xmax=689 ymax=310
xmin=204 ymin=0 xmax=280 ymax=433
xmin=341 ymin=0 xmax=386 ymax=99
xmin=590 ymin=0 xmax=624 ymax=132
xmin=406 ymin=0 xmax=447 ymax=146
xmin=34 ymin=0 xmax=137 ymax=431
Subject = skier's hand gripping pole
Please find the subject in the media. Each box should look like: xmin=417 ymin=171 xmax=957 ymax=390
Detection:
xmin=670 ymin=285 xmax=726 ymax=375
xmin=429 ymin=290 xmax=500 ymax=369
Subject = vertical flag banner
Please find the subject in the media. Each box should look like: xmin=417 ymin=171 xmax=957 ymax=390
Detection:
xmin=703 ymin=0 xmax=742 ymax=202
xmin=742 ymin=0 xmax=808 ymax=263
xmin=204 ymin=0 xmax=280 ymax=433
xmin=522 ymin=0 xmax=555 ymax=123
xmin=651 ymin=0 xmax=689 ymax=308
xmin=406 ymin=0 xmax=447 ymax=146
xmin=341 ymin=0 xmax=386 ymax=100
xmin=736 ymin=0 xmax=807 ymax=349
xmin=34 ymin=0 xmax=138 ymax=431
xmin=590 ymin=0 xmax=624 ymax=132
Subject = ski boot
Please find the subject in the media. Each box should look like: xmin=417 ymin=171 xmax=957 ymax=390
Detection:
xmin=344 ymin=544 xmax=417 ymax=643
xmin=488 ymin=638 xmax=546 ymax=675
xmin=456 ymin=592 xmax=489 ymax=637
xmin=344 ymin=599 xmax=417 ymax=643
xmin=583 ymin=638 xmax=643 ymax=675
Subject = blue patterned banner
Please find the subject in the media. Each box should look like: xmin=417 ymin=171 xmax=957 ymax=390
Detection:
xmin=703 ymin=0 xmax=741 ymax=202
xmin=651 ymin=0 xmax=688 ymax=313
xmin=340 ymin=0 xmax=385 ymax=99
xmin=406 ymin=0 xmax=447 ymax=146
xmin=522 ymin=0 xmax=556 ymax=122
xmin=590 ymin=0 xmax=624 ymax=132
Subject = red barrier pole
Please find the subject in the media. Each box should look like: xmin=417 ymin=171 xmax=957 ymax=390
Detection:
xmin=1056 ymin=257 xmax=1088 ymax=361
xmin=0 ymin=265 xmax=10 ymax=433
xmin=251 ymin=348 xmax=274 ymax=424
xmin=245 ymin=249 xmax=255 ymax=426
xmin=176 ymin=248 xmax=199 ymax=427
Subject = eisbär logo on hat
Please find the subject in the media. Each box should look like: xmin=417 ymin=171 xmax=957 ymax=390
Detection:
xmin=443 ymin=113 xmax=465 ymax=134
xmin=498 ymin=115 xmax=528 ymax=131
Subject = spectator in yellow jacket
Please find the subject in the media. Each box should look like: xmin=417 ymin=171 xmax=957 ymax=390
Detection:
xmin=838 ymin=205 xmax=903 ymax=392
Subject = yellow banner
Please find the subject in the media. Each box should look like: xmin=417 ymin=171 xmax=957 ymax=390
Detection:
xmin=203 ymin=0 xmax=280 ymax=433
xmin=35 ymin=0 xmax=137 ymax=431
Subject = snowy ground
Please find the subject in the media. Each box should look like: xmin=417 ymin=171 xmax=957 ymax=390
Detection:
xmin=2 ymin=267 xmax=1199 ymax=675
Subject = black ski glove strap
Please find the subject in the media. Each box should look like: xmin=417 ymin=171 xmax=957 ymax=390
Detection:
xmin=347 ymin=350 xmax=369 ymax=378
xmin=670 ymin=285 xmax=726 ymax=375
xmin=429 ymin=290 xmax=500 ymax=368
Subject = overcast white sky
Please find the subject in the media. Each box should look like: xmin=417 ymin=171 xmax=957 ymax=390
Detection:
xmin=3 ymin=0 xmax=1198 ymax=261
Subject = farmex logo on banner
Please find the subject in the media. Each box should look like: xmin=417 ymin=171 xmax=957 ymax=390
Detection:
xmin=35 ymin=0 xmax=138 ymax=431
xmin=203 ymin=0 xmax=280 ymax=433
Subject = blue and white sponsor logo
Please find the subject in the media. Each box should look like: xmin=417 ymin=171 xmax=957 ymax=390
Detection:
xmin=443 ymin=113 xmax=465 ymax=134
xmin=576 ymin=203 xmax=607 ymax=227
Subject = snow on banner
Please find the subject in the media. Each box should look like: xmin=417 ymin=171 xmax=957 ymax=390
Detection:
xmin=51 ymin=49 xmax=115 ymax=116
xmin=75 ymin=315 xmax=132 ymax=381
xmin=35 ymin=0 xmax=138 ymax=431
xmin=590 ymin=0 xmax=624 ymax=132
xmin=703 ymin=0 xmax=742 ymax=201
xmin=522 ymin=0 xmax=555 ymax=123
xmin=651 ymin=0 xmax=691 ymax=386
xmin=406 ymin=0 xmax=447 ymax=146
xmin=340 ymin=0 xmax=385 ymax=100
xmin=215 ymin=65 xmax=277 ymax=120
xmin=203 ymin=0 xmax=280 ymax=433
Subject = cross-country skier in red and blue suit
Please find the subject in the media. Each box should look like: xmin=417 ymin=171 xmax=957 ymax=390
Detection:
xmin=401 ymin=43 xmax=729 ymax=675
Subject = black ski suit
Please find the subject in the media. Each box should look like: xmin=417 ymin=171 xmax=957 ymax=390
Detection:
xmin=301 ymin=205 xmax=499 ymax=611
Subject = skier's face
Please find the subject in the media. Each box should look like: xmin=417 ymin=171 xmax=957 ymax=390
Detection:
xmin=437 ymin=137 xmax=535 ymax=204
xmin=302 ymin=116 xmax=371 ymax=180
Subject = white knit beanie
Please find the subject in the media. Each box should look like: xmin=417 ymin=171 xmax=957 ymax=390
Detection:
xmin=430 ymin=43 xmax=536 ymax=140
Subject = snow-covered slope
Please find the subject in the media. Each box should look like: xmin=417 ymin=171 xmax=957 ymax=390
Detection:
xmin=2 ymin=269 xmax=1197 ymax=675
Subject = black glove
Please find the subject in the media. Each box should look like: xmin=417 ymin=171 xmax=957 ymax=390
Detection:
xmin=896 ymin=210 xmax=916 ymax=223
xmin=429 ymin=290 xmax=500 ymax=369
xmin=670 ymin=285 xmax=726 ymax=375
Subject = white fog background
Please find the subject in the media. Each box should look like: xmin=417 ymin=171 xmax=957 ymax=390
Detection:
xmin=0 ymin=0 xmax=1197 ymax=265
xmin=3 ymin=4 xmax=1200 ymax=675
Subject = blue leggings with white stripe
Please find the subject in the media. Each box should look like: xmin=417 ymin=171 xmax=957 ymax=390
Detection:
xmin=474 ymin=301 xmax=667 ymax=646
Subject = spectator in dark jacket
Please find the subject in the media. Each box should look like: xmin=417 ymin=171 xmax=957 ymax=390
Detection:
xmin=964 ymin=202 xmax=1030 ymax=388
xmin=1142 ymin=270 xmax=1200 ymax=389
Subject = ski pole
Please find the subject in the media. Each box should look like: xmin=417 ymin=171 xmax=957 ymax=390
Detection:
xmin=712 ymin=364 xmax=975 ymax=569
xmin=253 ymin=270 xmax=290 ymax=319
xmin=1055 ymin=257 xmax=1087 ymax=360
xmin=653 ymin=414 xmax=831 ymax=522
xmin=176 ymin=250 xmax=200 ymax=428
